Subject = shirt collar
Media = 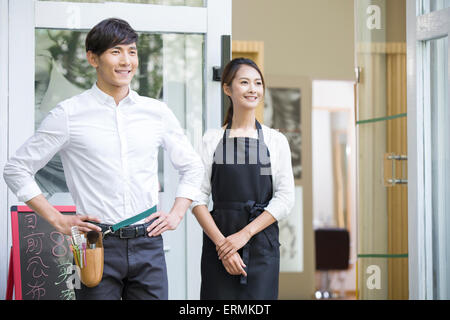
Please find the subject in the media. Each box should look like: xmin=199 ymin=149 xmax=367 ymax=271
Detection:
xmin=91 ymin=82 xmax=138 ymax=107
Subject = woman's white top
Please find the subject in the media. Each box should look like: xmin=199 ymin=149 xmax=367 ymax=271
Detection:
xmin=191 ymin=124 xmax=295 ymax=221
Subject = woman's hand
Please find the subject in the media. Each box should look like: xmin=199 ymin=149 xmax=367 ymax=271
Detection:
xmin=54 ymin=214 xmax=102 ymax=235
xmin=216 ymin=228 xmax=252 ymax=260
xmin=222 ymin=252 xmax=247 ymax=276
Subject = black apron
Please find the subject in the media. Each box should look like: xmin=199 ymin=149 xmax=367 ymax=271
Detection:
xmin=200 ymin=120 xmax=280 ymax=300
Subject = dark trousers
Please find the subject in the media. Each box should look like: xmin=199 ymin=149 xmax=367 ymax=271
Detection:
xmin=75 ymin=234 xmax=168 ymax=300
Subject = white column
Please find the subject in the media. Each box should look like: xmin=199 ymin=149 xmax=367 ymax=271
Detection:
xmin=185 ymin=0 xmax=232 ymax=300
xmin=0 ymin=0 xmax=10 ymax=299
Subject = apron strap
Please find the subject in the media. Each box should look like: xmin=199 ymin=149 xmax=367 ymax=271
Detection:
xmin=223 ymin=119 xmax=265 ymax=142
xmin=223 ymin=120 xmax=232 ymax=139
xmin=255 ymin=119 xmax=264 ymax=141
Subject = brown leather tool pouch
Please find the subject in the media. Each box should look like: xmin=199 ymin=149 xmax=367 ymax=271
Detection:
xmin=75 ymin=231 xmax=104 ymax=288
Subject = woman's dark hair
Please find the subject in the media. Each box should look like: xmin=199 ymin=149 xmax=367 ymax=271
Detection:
xmin=85 ymin=18 xmax=138 ymax=56
xmin=221 ymin=58 xmax=265 ymax=126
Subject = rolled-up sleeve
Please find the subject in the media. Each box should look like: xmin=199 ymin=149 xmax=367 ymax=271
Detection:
xmin=190 ymin=129 xmax=219 ymax=210
xmin=160 ymin=103 xmax=204 ymax=202
xmin=3 ymin=105 xmax=69 ymax=202
xmin=265 ymin=131 xmax=295 ymax=221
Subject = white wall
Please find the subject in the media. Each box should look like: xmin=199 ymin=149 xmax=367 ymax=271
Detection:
xmin=312 ymin=110 xmax=335 ymax=227
xmin=232 ymin=0 xmax=355 ymax=80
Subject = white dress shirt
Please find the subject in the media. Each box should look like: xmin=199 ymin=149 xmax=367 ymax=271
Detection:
xmin=3 ymin=83 xmax=204 ymax=225
xmin=191 ymin=124 xmax=295 ymax=221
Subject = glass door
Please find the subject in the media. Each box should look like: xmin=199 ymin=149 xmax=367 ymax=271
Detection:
xmin=355 ymin=0 xmax=408 ymax=299
xmin=6 ymin=0 xmax=231 ymax=299
xmin=407 ymin=0 xmax=450 ymax=299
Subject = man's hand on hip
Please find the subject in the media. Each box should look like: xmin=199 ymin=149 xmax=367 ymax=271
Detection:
xmin=54 ymin=214 xmax=102 ymax=236
xmin=145 ymin=210 xmax=182 ymax=237
xmin=144 ymin=197 xmax=192 ymax=237
xmin=26 ymin=194 xmax=102 ymax=236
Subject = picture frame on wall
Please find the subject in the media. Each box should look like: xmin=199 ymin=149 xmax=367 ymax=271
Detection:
xmin=264 ymin=76 xmax=311 ymax=185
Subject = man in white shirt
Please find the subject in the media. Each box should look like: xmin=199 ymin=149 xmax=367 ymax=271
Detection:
xmin=3 ymin=18 xmax=204 ymax=300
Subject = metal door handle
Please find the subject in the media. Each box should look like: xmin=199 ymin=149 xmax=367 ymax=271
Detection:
xmin=384 ymin=153 xmax=408 ymax=186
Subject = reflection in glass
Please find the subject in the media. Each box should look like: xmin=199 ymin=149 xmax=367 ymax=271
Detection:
xmin=419 ymin=0 xmax=450 ymax=15
xmin=38 ymin=0 xmax=204 ymax=7
xmin=35 ymin=29 xmax=204 ymax=199
xmin=331 ymin=112 xmax=350 ymax=229
xmin=357 ymin=120 xmax=388 ymax=256
xmin=430 ymin=0 xmax=450 ymax=10
xmin=429 ymin=37 xmax=450 ymax=299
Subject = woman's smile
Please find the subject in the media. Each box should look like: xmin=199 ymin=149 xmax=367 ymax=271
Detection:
xmin=227 ymin=65 xmax=264 ymax=109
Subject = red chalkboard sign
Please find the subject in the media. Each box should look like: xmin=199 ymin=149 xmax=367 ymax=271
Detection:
xmin=8 ymin=206 xmax=77 ymax=300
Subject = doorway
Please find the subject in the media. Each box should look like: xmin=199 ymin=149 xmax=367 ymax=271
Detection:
xmin=407 ymin=0 xmax=450 ymax=300
xmin=312 ymin=80 xmax=357 ymax=299
xmin=1 ymin=0 xmax=231 ymax=299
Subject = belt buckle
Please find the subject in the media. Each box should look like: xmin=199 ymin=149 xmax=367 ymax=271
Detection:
xmin=119 ymin=226 xmax=140 ymax=239
xmin=119 ymin=228 xmax=132 ymax=239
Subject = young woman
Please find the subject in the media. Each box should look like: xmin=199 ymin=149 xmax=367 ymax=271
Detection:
xmin=191 ymin=58 xmax=295 ymax=299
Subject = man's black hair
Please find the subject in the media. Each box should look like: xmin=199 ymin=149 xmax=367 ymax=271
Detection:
xmin=85 ymin=18 xmax=138 ymax=56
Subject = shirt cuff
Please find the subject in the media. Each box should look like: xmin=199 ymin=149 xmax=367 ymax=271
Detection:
xmin=175 ymin=183 xmax=202 ymax=202
xmin=265 ymin=201 xmax=289 ymax=221
xmin=190 ymin=199 xmax=209 ymax=212
xmin=16 ymin=181 xmax=42 ymax=203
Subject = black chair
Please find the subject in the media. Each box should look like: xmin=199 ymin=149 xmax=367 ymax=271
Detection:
xmin=314 ymin=228 xmax=350 ymax=299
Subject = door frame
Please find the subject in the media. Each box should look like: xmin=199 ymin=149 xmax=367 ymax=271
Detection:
xmin=2 ymin=0 xmax=231 ymax=299
xmin=0 ymin=0 xmax=9 ymax=300
xmin=407 ymin=1 xmax=450 ymax=300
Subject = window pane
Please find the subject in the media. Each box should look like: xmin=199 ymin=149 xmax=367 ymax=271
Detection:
xmin=429 ymin=36 xmax=450 ymax=299
xmin=38 ymin=0 xmax=205 ymax=7
xmin=431 ymin=0 xmax=450 ymax=10
xmin=418 ymin=0 xmax=450 ymax=15
xmin=35 ymin=29 xmax=204 ymax=202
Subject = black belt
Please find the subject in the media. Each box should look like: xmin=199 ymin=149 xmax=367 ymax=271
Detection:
xmin=94 ymin=222 xmax=151 ymax=239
